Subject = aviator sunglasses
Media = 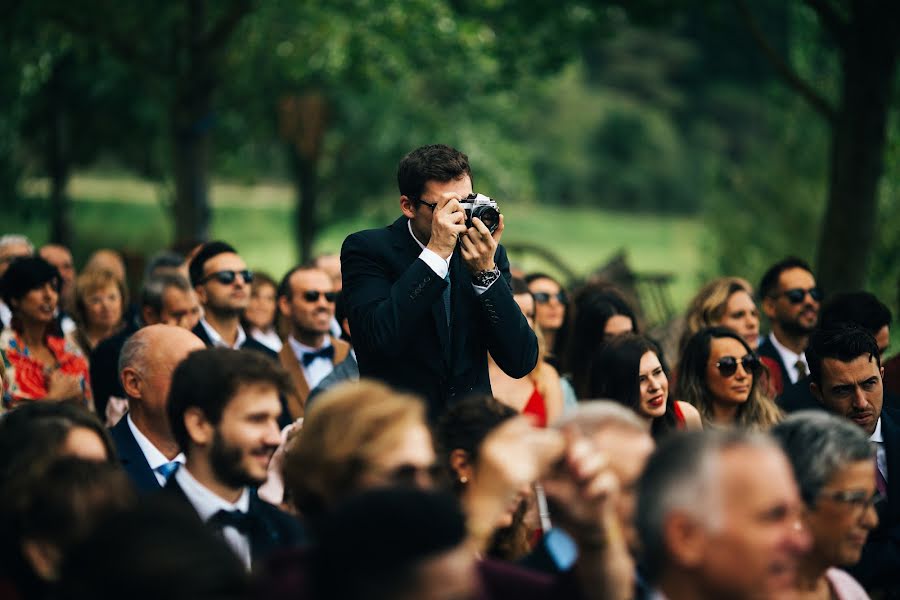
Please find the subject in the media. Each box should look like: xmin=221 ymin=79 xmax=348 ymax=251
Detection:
xmin=301 ymin=290 xmax=337 ymax=303
xmin=775 ymin=287 xmax=823 ymax=304
xmin=532 ymin=291 xmax=568 ymax=305
xmin=199 ymin=269 xmax=253 ymax=285
xmin=715 ymin=353 xmax=761 ymax=377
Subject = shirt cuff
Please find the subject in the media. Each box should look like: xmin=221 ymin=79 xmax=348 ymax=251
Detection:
xmin=472 ymin=279 xmax=497 ymax=295
xmin=418 ymin=248 xmax=449 ymax=279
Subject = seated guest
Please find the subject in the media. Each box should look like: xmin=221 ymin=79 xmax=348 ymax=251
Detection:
xmin=243 ymin=271 xmax=283 ymax=353
xmin=110 ymin=325 xmax=205 ymax=492
xmin=636 ymin=430 xmax=811 ymax=600
xmin=489 ymin=278 xmax=563 ymax=426
xmin=781 ymin=291 xmax=893 ymax=413
xmin=675 ymin=326 xmax=782 ymax=429
xmin=305 ymin=289 xmax=359 ymax=408
xmin=166 ymin=348 xmax=305 ymax=570
xmin=679 ymin=276 xmax=783 ymax=396
xmin=38 ymin=243 xmax=78 ymax=334
xmin=91 ymin=272 xmax=202 ymax=423
xmin=525 ymin=272 xmax=569 ymax=368
xmin=0 ymin=257 xmax=91 ymax=409
xmin=772 ymin=412 xmax=878 ymax=599
xmin=0 ymin=234 xmax=34 ymax=329
xmin=6 ymin=459 xmax=135 ymax=597
xmin=565 ymin=284 xmax=638 ymax=399
xmin=59 ymin=499 xmax=250 ymax=600
xmin=69 ymin=268 xmax=126 ymax=357
xmin=588 ymin=333 xmax=701 ymax=438
xmin=806 ymin=326 xmax=900 ymax=595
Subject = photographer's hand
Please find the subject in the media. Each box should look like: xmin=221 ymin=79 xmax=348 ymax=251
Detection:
xmin=425 ymin=194 xmax=468 ymax=259
xmin=461 ymin=214 xmax=504 ymax=273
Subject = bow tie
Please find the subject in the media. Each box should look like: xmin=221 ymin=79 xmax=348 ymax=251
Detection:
xmin=302 ymin=345 xmax=335 ymax=366
xmin=208 ymin=509 xmax=257 ymax=534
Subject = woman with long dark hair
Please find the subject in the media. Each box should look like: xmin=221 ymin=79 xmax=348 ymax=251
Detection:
xmin=588 ymin=334 xmax=701 ymax=439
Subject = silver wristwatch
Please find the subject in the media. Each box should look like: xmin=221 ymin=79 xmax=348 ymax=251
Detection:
xmin=472 ymin=267 xmax=501 ymax=287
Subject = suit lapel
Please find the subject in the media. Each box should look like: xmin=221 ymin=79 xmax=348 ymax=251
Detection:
xmin=448 ymin=252 xmax=471 ymax=371
xmin=192 ymin=322 xmax=213 ymax=348
xmin=279 ymin=345 xmax=309 ymax=419
xmin=110 ymin=417 xmax=161 ymax=492
xmin=881 ymin=410 xmax=900 ymax=520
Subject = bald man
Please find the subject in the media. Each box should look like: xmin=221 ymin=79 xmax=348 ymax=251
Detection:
xmin=109 ymin=325 xmax=205 ymax=492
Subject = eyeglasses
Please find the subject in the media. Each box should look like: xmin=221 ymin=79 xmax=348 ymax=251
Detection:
xmin=715 ymin=353 xmax=761 ymax=377
xmin=413 ymin=197 xmax=438 ymax=211
xmin=301 ymin=290 xmax=337 ymax=303
xmin=199 ymin=269 xmax=253 ymax=285
xmin=775 ymin=287 xmax=823 ymax=304
xmin=819 ymin=489 xmax=884 ymax=513
xmin=532 ymin=291 xmax=568 ymax=306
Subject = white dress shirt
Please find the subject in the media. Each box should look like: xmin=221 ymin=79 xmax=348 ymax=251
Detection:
xmin=200 ymin=318 xmax=247 ymax=349
xmin=768 ymin=332 xmax=809 ymax=384
xmin=288 ymin=336 xmax=334 ymax=390
xmin=407 ymin=219 xmax=495 ymax=295
xmin=174 ymin=466 xmax=252 ymax=570
xmin=870 ymin=417 xmax=888 ymax=482
xmin=249 ymin=326 xmax=283 ymax=353
xmin=126 ymin=414 xmax=185 ymax=486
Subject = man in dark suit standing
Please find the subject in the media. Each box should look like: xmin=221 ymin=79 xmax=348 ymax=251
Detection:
xmin=109 ymin=324 xmax=205 ymax=492
xmin=807 ymin=326 xmax=900 ymax=598
xmin=188 ymin=241 xmax=275 ymax=358
xmin=165 ymin=347 xmax=305 ymax=571
xmin=341 ymin=144 xmax=538 ymax=419
xmin=757 ymin=257 xmax=822 ymax=393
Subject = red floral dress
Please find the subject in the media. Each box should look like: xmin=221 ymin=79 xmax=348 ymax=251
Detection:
xmin=0 ymin=328 xmax=92 ymax=410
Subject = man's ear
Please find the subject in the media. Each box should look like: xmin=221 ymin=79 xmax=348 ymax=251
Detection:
xmin=142 ymin=305 xmax=159 ymax=326
xmin=183 ymin=407 xmax=214 ymax=447
xmin=664 ymin=512 xmax=707 ymax=569
xmin=449 ymin=448 xmax=474 ymax=483
xmin=810 ymin=381 xmax=824 ymax=404
xmin=761 ymin=296 xmax=776 ymax=320
xmin=278 ymin=295 xmax=292 ymax=318
xmin=121 ymin=367 xmax=141 ymax=400
xmin=194 ymin=285 xmax=208 ymax=306
xmin=400 ymin=196 xmax=416 ymax=219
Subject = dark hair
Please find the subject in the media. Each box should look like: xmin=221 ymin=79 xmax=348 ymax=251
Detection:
xmin=397 ymin=144 xmax=471 ymax=199
xmin=510 ymin=276 xmax=530 ymax=296
xmin=588 ymin=334 xmax=679 ymax=439
xmin=141 ymin=272 xmax=192 ymax=313
xmin=0 ymin=256 xmax=61 ymax=308
xmin=311 ymin=488 xmax=468 ymax=600
xmin=188 ymin=241 xmax=237 ymax=287
xmin=819 ymin=292 xmax=892 ymax=336
xmin=565 ymin=285 xmax=638 ymax=397
xmin=59 ymin=498 xmax=250 ymax=600
xmin=675 ymin=327 xmax=781 ymax=429
xmin=276 ymin=263 xmax=322 ymax=300
xmin=167 ymin=348 xmax=293 ymax=450
xmin=806 ymin=325 xmax=881 ymax=388
xmin=758 ymin=256 xmax=813 ymax=300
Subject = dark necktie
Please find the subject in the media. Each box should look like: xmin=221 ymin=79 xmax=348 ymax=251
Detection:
xmin=876 ymin=452 xmax=888 ymax=499
xmin=302 ymin=345 xmax=335 ymax=367
xmin=209 ymin=509 xmax=256 ymax=535
xmin=442 ymin=272 xmax=451 ymax=327
xmin=794 ymin=359 xmax=808 ymax=380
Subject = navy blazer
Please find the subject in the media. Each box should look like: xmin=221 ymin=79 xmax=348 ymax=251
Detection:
xmin=341 ymin=215 xmax=538 ymax=420
xmin=109 ymin=415 xmax=161 ymax=493
xmin=164 ymin=476 xmax=306 ymax=568
xmin=848 ymin=407 xmax=900 ymax=597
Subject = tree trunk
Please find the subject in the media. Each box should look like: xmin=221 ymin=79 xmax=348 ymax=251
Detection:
xmin=47 ymin=58 xmax=72 ymax=247
xmin=288 ymin=147 xmax=317 ymax=264
xmin=171 ymin=0 xmax=213 ymax=246
xmin=815 ymin=7 xmax=899 ymax=293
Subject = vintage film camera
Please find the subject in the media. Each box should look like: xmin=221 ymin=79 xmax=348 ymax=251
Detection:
xmin=459 ymin=193 xmax=500 ymax=233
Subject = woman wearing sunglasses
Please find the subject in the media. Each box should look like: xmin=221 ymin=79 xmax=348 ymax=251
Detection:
xmin=772 ymin=412 xmax=877 ymax=600
xmin=679 ymin=276 xmax=784 ymax=397
xmin=587 ymin=333 xmax=702 ymax=439
xmin=675 ymin=326 xmax=782 ymax=429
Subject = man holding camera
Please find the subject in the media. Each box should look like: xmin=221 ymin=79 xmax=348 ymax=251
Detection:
xmin=341 ymin=144 xmax=538 ymax=419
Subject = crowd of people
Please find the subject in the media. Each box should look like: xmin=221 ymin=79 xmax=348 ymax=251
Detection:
xmin=0 ymin=143 xmax=898 ymax=599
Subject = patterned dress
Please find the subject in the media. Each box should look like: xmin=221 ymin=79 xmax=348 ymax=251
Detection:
xmin=0 ymin=328 xmax=92 ymax=411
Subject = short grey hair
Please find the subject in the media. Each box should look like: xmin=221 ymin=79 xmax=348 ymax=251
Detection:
xmin=118 ymin=331 xmax=153 ymax=390
xmin=636 ymin=430 xmax=777 ymax=582
xmin=556 ymin=400 xmax=648 ymax=435
xmin=0 ymin=234 xmax=34 ymax=254
xmin=771 ymin=410 xmax=874 ymax=507
xmin=140 ymin=273 xmax=192 ymax=313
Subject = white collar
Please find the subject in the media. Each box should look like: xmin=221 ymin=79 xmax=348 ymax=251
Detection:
xmin=200 ymin=317 xmax=247 ymax=349
xmin=408 ymin=219 xmax=451 ymax=266
xmin=126 ymin=414 xmax=185 ymax=471
xmin=768 ymin=332 xmax=806 ymax=367
xmin=870 ymin=417 xmax=883 ymax=443
xmin=288 ymin=335 xmax=332 ymax=357
xmin=174 ymin=465 xmax=250 ymax=522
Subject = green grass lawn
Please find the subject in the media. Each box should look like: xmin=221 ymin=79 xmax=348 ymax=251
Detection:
xmin=13 ymin=173 xmax=709 ymax=315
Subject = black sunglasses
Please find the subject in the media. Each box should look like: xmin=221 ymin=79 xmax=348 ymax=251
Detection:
xmin=413 ymin=197 xmax=438 ymax=211
xmin=532 ymin=291 xmax=568 ymax=306
xmin=199 ymin=269 xmax=253 ymax=285
xmin=776 ymin=287 xmax=823 ymax=304
xmin=715 ymin=353 xmax=761 ymax=377
xmin=301 ymin=290 xmax=337 ymax=303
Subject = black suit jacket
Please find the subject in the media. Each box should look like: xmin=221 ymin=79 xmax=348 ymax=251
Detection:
xmin=848 ymin=406 xmax=900 ymax=597
xmin=757 ymin=335 xmax=792 ymax=395
xmin=109 ymin=415 xmax=161 ymax=493
xmin=341 ymin=216 xmax=538 ymax=419
xmin=164 ymin=476 xmax=305 ymax=568
xmin=191 ymin=321 xmax=278 ymax=359
xmin=90 ymin=320 xmax=140 ymax=420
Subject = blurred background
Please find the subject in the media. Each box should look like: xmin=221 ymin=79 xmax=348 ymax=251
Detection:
xmin=2 ymin=0 xmax=898 ymax=328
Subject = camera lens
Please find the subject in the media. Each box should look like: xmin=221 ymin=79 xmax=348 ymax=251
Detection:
xmin=472 ymin=206 xmax=500 ymax=233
